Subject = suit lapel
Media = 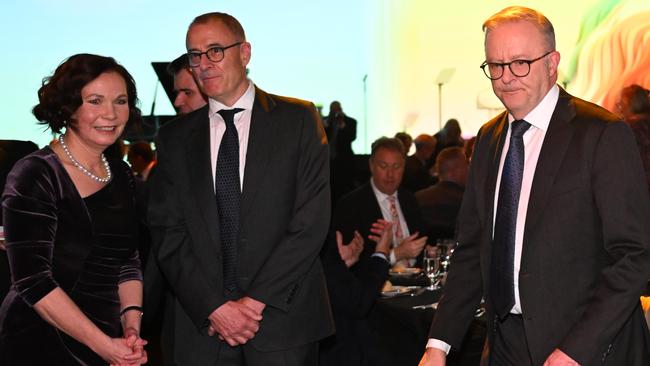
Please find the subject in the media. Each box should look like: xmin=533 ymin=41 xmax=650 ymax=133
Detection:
xmin=186 ymin=109 xmax=222 ymax=250
xmin=241 ymin=87 xmax=275 ymax=218
xmin=484 ymin=113 xmax=509 ymax=240
xmin=523 ymin=89 xmax=576 ymax=235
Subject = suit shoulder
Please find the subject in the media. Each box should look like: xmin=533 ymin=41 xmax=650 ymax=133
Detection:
xmin=157 ymin=106 xmax=208 ymax=141
xmin=572 ymin=97 xmax=621 ymax=125
xmin=336 ymin=183 xmax=373 ymax=208
xmin=268 ymin=93 xmax=315 ymax=111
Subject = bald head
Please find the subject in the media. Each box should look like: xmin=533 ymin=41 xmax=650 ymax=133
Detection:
xmin=413 ymin=134 xmax=436 ymax=161
xmin=435 ymin=147 xmax=469 ymax=185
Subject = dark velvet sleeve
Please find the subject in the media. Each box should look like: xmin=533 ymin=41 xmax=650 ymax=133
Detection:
xmin=118 ymin=247 xmax=142 ymax=284
xmin=2 ymin=156 xmax=60 ymax=306
xmin=117 ymin=160 xmax=143 ymax=284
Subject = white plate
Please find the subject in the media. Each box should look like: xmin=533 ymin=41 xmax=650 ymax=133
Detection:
xmin=381 ymin=285 xmax=419 ymax=298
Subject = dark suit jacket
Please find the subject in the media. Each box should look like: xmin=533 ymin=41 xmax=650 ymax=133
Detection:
xmin=429 ymin=89 xmax=650 ymax=365
xmin=325 ymin=114 xmax=356 ymax=158
xmin=319 ymin=231 xmax=390 ymax=366
xmin=402 ymin=154 xmax=436 ymax=193
xmin=415 ymin=180 xmax=464 ymax=242
xmin=332 ymin=182 xmax=423 ymax=270
xmin=147 ymin=87 xmax=334 ymax=364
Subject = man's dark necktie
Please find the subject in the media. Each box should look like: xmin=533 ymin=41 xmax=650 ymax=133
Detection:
xmin=216 ymin=108 xmax=244 ymax=293
xmin=490 ymin=119 xmax=531 ymax=319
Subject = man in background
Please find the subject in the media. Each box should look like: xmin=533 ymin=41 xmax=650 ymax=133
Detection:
xmin=167 ymin=53 xmax=208 ymax=115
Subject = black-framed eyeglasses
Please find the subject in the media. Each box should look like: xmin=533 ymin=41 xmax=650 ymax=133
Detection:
xmin=480 ymin=51 xmax=553 ymax=80
xmin=187 ymin=42 xmax=242 ymax=67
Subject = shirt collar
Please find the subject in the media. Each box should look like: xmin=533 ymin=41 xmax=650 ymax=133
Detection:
xmin=208 ymin=80 xmax=255 ymax=117
xmin=370 ymin=178 xmax=397 ymax=203
xmin=508 ymin=84 xmax=559 ymax=132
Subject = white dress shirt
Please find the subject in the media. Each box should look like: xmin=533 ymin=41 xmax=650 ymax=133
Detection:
xmin=370 ymin=179 xmax=411 ymax=265
xmin=209 ymin=81 xmax=255 ymax=192
xmin=427 ymin=84 xmax=559 ymax=353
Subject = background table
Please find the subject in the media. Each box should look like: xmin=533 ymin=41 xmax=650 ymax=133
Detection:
xmin=368 ymin=273 xmax=486 ymax=366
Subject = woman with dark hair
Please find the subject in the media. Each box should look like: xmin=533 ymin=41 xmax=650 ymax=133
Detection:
xmin=0 ymin=54 xmax=147 ymax=365
xmin=617 ymin=84 xmax=650 ymax=192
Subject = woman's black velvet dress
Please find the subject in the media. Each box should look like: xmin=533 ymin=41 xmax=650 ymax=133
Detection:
xmin=0 ymin=147 xmax=142 ymax=365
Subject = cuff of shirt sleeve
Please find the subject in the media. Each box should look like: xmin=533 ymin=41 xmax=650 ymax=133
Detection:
xmin=371 ymin=252 xmax=389 ymax=262
xmin=426 ymin=338 xmax=451 ymax=354
xmin=389 ymin=248 xmax=397 ymax=265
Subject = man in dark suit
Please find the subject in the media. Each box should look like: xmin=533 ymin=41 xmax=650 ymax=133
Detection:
xmin=333 ymin=137 xmax=427 ymax=270
xmin=420 ymin=6 xmax=650 ymax=366
xmin=415 ymin=146 xmax=468 ymax=242
xmin=148 ymin=12 xmax=333 ymax=366
xmin=325 ymin=101 xmax=357 ymax=201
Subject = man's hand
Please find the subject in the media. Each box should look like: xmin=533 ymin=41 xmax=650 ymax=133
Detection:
xmin=419 ymin=347 xmax=447 ymax=366
xmin=336 ymin=230 xmax=364 ymax=267
xmin=368 ymin=219 xmax=391 ymax=244
xmin=543 ymin=349 xmax=580 ymax=366
xmin=394 ymin=233 xmax=427 ymax=261
xmin=237 ymin=296 xmax=266 ymax=315
xmin=207 ymin=301 xmax=262 ymax=346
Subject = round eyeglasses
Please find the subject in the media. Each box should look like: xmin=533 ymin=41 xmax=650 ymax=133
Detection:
xmin=187 ymin=42 xmax=242 ymax=67
xmin=480 ymin=51 xmax=552 ymax=80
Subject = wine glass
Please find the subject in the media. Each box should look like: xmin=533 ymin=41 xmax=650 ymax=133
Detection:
xmin=423 ymin=246 xmax=441 ymax=290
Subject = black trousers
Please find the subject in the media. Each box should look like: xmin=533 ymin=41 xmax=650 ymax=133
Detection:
xmin=216 ymin=341 xmax=319 ymax=366
xmin=490 ymin=314 xmax=534 ymax=366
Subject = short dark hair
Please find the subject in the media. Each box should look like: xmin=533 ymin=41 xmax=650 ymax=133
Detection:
xmin=189 ymin=12 xmax=246 ymax=41
xmin=167 ymin=53 xmax=190 ymax=76
xmin=128 ymin=141 xmax=155 ymax=163
xmin=370 ymin=137 xmax=405 ymax=159
xmin=621 ymin=84 xmax=650 ymax=115
xmin=32 ymin=53 xmax=141 ymax=134
xmin=435 ymin=147 xmax=467 ymax=177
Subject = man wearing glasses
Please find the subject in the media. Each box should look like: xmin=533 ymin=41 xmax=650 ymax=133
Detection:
xmin=420 ymin=6 xmax=650 ymax=366
xmin=148 ymin=12 xmax=333 ymax=366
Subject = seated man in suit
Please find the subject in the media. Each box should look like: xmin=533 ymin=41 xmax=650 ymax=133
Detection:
xmin=333 ymin=137 xmax=427 ymax=271
xmin=416 ymin=147 xmax=468 ymax=242
xmin=403 ymin=134 xmax=437 ymax=193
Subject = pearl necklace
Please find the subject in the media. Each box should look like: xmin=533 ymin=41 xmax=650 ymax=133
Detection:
xmin=58 ymin=134 xmax=112 ymax=183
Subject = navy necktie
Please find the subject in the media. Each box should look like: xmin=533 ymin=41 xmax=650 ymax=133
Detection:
xmin=490 ymin=119 xmax=531 ymax=319
xmin=216 ymin=108 xmax=244 ymax=293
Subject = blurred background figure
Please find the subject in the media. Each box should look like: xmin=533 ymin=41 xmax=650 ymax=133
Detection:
xmin=416 ymin=147 xmax=468 ymax=243
xmin=325 ymin=100 xmax=358 ymax=202
xmin=167 ymin=53 xmax=208 ymax=115
xmin=402 ymin=134 xmax=437 ymax=193
xmin=394 ymin=131 xmax=413 ymax=155
xmin=617 ymin=84 xmax=650 ymax=193
xmin=127 ymin=140 xmax=157 ymax=181
xmin=428 ymin=118 xmax=465 ymax=169
xmin=0 ymin=53 xmax=146 ymax=365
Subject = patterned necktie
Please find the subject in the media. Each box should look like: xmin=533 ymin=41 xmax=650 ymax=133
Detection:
xmin=387 ymin=196 xmax=403 ymax=245
xmin=490 ymin=119 xmax=531 ymax=319
xmin=216 ymin=108 xmax=244 ymax=293
xmin=388 ymin=195 xmax=410 ymax=267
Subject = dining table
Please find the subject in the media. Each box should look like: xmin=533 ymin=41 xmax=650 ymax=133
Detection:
xmin=367 ymin=271 xmax=486 ymax=366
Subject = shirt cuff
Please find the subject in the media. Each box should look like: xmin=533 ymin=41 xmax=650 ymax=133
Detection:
xmin=371 ymin=252 xmax=389 ymax=262
xmin=389 ymin=248 xmax=397 ymax=265
xmin=426 ymin=338 xmax=451 ymax=354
